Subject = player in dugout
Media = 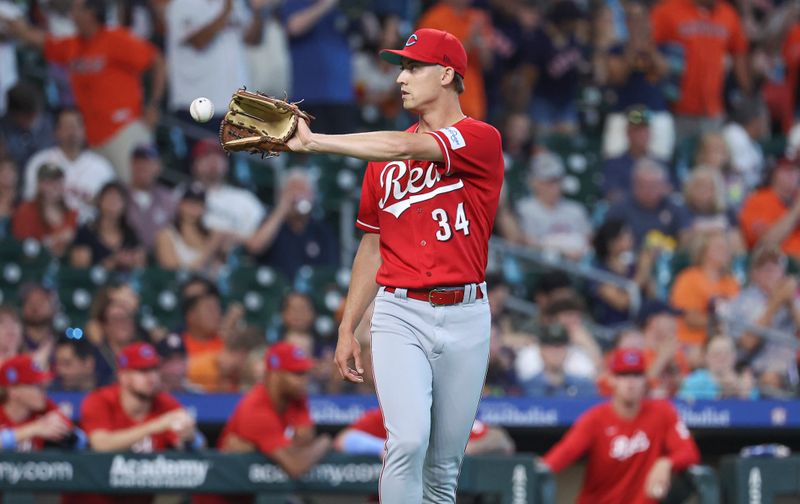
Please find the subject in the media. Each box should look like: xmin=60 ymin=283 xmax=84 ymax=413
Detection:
xmin=192 ymin=341 xmax=331 ymax=504
xmin=334 ymin=406 xmax=515 ymax=458
xmin=540 ymin=348 xmax=700 ymax=504
xmin=0 ymin=354 xmax=86 ymax=451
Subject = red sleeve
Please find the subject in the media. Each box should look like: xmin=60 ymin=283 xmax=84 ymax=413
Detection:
xmin=79 ymin=391 xmax=113 ymax=434
xmin=233 ymin=404 xmax=291 ymax=455
xmin=468 ymin=420 xmax=488 ymax=441
xmin=355 ymin=163 xmax=381 ymax=233
xmin=155 ymin=393 xmax=183 ymax=413
xmin=109 ymin=29 xmax=158 ymax=72
xmin=662 ymin=404 xmax=700 ymax=470
xmin=11 ymin=203 xmax=36 ymax=240
xmin=43 ymin=36 xmax=76 ymax=64
xmin=542 ymin=409 xmax=596 ymax=473
xmin=286 ymin=398 xmax=313 ymax=430
xmin=726 ymin=9 xmax=748 ymax=54
xmin=45 ymin=399 xmax=73 ymax=428
xmin=350 ymin=409 xmax=387 ymax=439
xmin=425 ymin=120 xmax=503 ymax=177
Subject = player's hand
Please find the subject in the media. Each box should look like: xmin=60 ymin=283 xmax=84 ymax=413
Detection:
xmin=286 ymin=118 xmax=314 ymax=153
xmin=645 ymin=457 xmax=672 ymax=500
xmin=155 ymin=409 xmax=193 ymax=434
xmin=335 ymin=329 xmax=364 ymax=383
xmin=34 ymin=412 xmax=72 ymax=441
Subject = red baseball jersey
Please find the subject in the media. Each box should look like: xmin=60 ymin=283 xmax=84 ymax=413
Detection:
xmin=543 ymin=400 xmax=700 ymax=504
xmin=356 ymin=117 xmax=503 ymax=288
xmin=218 ymin=383 xmax=313 ymax=454
xmin=0 ymin=399 xmax=69 ymax=451
xmin=79 ymin=384 xmax=182 ymax=452
xmin=350 ymin=407 xmax=488 ymax=442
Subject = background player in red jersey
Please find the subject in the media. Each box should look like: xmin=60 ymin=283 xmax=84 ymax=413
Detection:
xmin=287 ymin=28 xmax=504 ymax=503
xmin=192 ymin=342 xmax=331 ymax=504
xmin=541 ymin=348 xmax=700 ymax=504
xmin=0 ymin=355 xmax=80 ymax=451
xmin=334 ymin=407 xmax=515 ymax=457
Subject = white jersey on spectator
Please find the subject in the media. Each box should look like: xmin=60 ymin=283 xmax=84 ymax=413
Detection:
xmin=203 ymin=184 xmax=264 ymax=238
xmin=515 ymin=196 xmax=592 ymax=258
xmin=24 ymin=147 xmax=116 ymax=223
xmin=166 ymin=0 xmax=252 ymax=114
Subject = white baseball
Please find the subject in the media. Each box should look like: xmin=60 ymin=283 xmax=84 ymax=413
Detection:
xmin=189 ymin=97 xmax=214 ymax=123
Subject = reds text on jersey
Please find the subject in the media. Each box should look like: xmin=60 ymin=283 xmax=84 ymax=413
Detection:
xmin=356 ymin=117 xmax=503 ymax=288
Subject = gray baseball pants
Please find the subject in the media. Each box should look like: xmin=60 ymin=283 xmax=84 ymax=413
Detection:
xmin=370 ymin=283 xmax=490 ymax=503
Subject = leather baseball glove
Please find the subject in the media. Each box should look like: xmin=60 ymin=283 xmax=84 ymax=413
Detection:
xmin=218 ymin=88 xmax=313 ymax=157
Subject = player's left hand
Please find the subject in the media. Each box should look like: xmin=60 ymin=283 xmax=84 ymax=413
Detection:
xmin=645 ymin=457 xmax=672 ymax=500
xmin=334 ymin=329 xmax=364 ymax=383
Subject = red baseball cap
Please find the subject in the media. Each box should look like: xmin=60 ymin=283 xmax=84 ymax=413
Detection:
xmin=265 ymin=342 xmax=314 ymax=373
xmin=117 ymin=342 xmax=161 ymax=371
xmin=0 ymin=355 xmax=53 ymax=386
xmin=192 ymin=138 xmax=225 ymax=161
xmin=610 ymin=348 xmax=646 ymax=375
xmin=380 ymin=28 xmax=468 ymax=78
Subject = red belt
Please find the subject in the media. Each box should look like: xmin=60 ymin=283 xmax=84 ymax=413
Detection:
xmin=383 ymin=286 xmax=484 ymax=306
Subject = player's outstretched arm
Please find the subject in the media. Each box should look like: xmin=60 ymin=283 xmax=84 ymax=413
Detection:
xmin=287 ymin=118 xmax=444 ymax=163
xmin=270 ymin=434 xmax=333 ymax=479
xmin=336 ymin=234 xmax=381 ymax=383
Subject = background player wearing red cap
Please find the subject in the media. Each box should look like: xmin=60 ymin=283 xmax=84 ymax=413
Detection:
xmin=193 ymin=342 xmax=331 ymax=504
xmin=287 ymin=27 xmax=503 ymax=503
xmin=334 ymin=407 xmax=515 ymax=457
xmin=541 ymin=348 xmax=701 ymax=504
xmin=70 ymin=342 xmax=202 ymax=504
xmin=0 ymin=355 xmax=80 ymax=451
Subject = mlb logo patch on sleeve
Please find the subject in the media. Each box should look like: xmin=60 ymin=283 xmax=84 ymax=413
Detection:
xmin=439 ymin=127 xmax=466 ymax=150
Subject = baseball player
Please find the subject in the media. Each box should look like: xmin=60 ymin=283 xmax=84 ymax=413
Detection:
xmin=540 ymin=348 xmax=700 ymax=504
xmin=287 ymin=28 xmax=504 ymax=503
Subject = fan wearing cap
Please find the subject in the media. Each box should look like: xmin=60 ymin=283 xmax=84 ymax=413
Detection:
xmin=192 ymin=343 xmax=330 ymax=504
xmin=287 ymin=27 xmax=503 ymax=503
xmin=541 ymin=348 xmax=700 ymax=504
xmin=0 ymin=355 xmax=78 ymax=452
xmin=79 ymin=342 xmax=200 ymax=453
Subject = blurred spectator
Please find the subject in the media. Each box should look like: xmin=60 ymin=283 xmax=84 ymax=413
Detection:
xmin=182 ymin=289 xmax=226 ymax=388
xmin=165 ymin=0 xmax=268 ymax=129
xmin=126 ymin=143 xmax=178 ymax=249
xmin=521 ymin=324 xmax=598 ymax=397
xmin=670 ymin=229 xmax=740 ymax=353
xmin=0 ymin=355 xmax=81 ymax=452
xmin=727 ymin=245 xmax=800 ymax=395
xmin=0 ymin=305 xmax=21 ymax=363
xmin=155 ymin=184 xmax=226 ymax=276
xmin=651 ymin=0 xmax=750 ymax=143
xmin=417 ymin=0 xmax=493 ymax=120
xmin=500 ymin=112 xmax=534 ymax=165
xmin=637 ymin=301 xmax=690 ymax=398
xmin=0 ymin=157 xmax=17 ymax=238
xmin=23 ymin=108 xmax=116 ymax=223
xmin=602 ymin=107 xmax=663 ymax=203
xmin=541 ymin=348 xmax=700 ymax=503
xmin=513 ymin=151 xmax=591 ymax=260
xmin=282 ymin=0 xmax=355 ymax=134
xmin=73 ymin=343 xmax=202 ymax=504
xmin=191 ymin=138 xmax=265 ymax=241
xmin=69 ymin=181 xmax=145 ymax=270
xmin=694 ymin=131 xmax=747 ymax=209
xmin=0 ymin=1 xmax=21 ymax=116
xmin=155 ymin=332 xmax=198 ymax=394
xmin=93 ymin=300 xmax=143 ymax=386
xmin=0 ymin=81 xmax=54 ymax=169
xmin=335 ymin=407 xmax=515 ymax=457
xmin=188 ymin=325 xmax=259 ymax=393
xmin=12 ymin=163 xmax=77 ymax=257
xmin=678 ymin=334 xmax=758 ymax=399
xmin=198 ymin=342 xmax=331 ymax=488
xmin=19 ymin=283 xmax=58 ymax=367
xmin=531 ymin=270 xmax=580 ymax=318
xmin=2 ymin=0 xmax=167 ymax=182
xmin=723 ymin=98 xmax=768 ymax=191
xmin=681 ymin=167 xmax=745 ymax=253
xmin=484 ymin=322 xmax=520 ymax=397
xmin=247 ymin=169 xmax=339 ymax=280
xmin=51 ymin=335 xmax=97 ymax=392
xmin=85 ymin=282 xmax=147 ymax=347
xmin=521 ymin=0 xmax=589 ymax=134
xmin=602 ymin=0 xmax=673 ymax=161
xmin=246 ymin=2 xmax=291 ymax=98
xmin=739 ymin=157 xmax=800 ymax=257
xmin=606 ymin=159 xmax=690 ymax=250
xmin=352 ymin=15 xmax=403 ymax=126
xmin=588 ymin=218 xmax=655 ymax=326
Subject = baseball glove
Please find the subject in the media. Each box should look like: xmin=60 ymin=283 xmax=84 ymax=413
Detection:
xmin=218 ymin=88 xmax=313 ymax=157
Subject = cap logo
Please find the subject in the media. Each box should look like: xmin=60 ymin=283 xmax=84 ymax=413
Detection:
xmin=270 ymin=355 xmax=280 ymax=368
xmin=31 ymin=361 xmax=43 ymax=372
xmin=405 ymin=34 xmax=418 ymax=47
xmin=5 ymin=368 xmax=17 ymax=384
xmin=118 ymin=356 xmax=128 ymax=368
xmin=140 ymin=346 xmax=154 ymax=358
xmin=624 ymin=353 xmax=640 ymax=364
xmin=293 ymin=348 xmax=306 ymax=359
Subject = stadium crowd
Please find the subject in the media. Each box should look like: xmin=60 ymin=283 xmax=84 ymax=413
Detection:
xmin=0 ymin=0 xmax=798 ymax=429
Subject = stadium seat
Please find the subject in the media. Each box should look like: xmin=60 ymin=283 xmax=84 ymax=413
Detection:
xmin=0 ymin=238 xmax=55 ymax=305
xmin=227 ymin=265 xmax=290 ymax=331
xmin=55 ymin=266 xmax=109 ymax=329
xmin=293 ymin=264 xmax=349 ymax=316
xmin=135 ymin=267 xmax=192 ymax=332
